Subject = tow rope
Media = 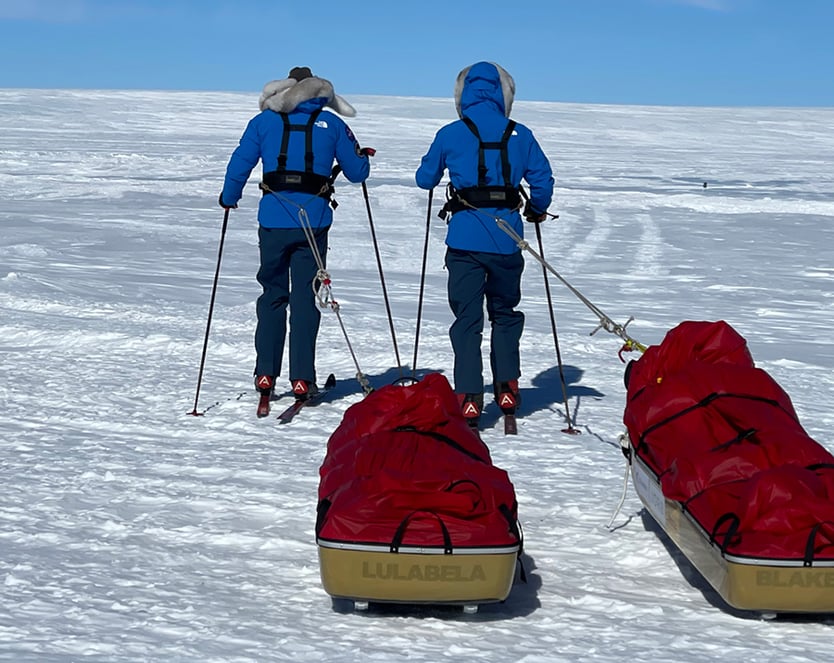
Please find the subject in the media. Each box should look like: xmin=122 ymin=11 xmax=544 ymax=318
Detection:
xmin=457 ymin=198 xmax=647 ymax=359
xmin=262 ymin=187 xmax=374 ymax=396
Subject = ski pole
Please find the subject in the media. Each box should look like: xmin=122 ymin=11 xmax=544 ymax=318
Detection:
xmin=534 ymin=220 xmax=579 ymax=435
xmin=411 ymin=189 xmax=433 ymax=381
xmin=188 ymin=207 xmax=230 ymax=416
xmin=361 ymin=180 xmax=403 ymax=379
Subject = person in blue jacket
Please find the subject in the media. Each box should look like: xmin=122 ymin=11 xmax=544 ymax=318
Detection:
xmin=415 ymin=61 xmax=554 ymax=428
xmin=220 ymin=67 xmax=370 ymax=410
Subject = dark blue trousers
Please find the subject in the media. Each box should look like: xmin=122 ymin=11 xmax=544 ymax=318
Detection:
xmin=444 ymin=248 xmax=525 ymax=395
xmin=254 ymin=226 xmax=328 ymax=384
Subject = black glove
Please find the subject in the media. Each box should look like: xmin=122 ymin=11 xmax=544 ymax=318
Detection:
xmin=359 ymin=147 xmax=376 ymax=157
xmin=218 ymin=192 xmax=237 ymax=209
xmin=523 ymin=201 xmax=546 ymax=223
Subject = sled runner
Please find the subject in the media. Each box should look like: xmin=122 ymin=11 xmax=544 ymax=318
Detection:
xmin=316 ymin=373 xmax=522 ymax=612
xmin=623 ymin=320 xmax=834 ymax=614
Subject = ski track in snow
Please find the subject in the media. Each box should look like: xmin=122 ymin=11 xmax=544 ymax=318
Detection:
xmin=1 ymin=90 xmax=834 ymax=662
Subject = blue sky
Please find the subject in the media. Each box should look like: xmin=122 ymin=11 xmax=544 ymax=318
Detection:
xmin=0 ymin=0 xmax=831 ymax=107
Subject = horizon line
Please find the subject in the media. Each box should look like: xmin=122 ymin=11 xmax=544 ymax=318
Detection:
xmin=1 ymin=85 xmax=832 ymax=111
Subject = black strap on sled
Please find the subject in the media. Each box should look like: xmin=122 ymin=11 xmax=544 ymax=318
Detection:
xmin=445 ymin=478 xmax=482 ymax=502
xmin=710 ymin=512 xmax=741 ymax=552
xmin=315 ymin=498 xmax=332 ymax=537
xmin=499 ymin=502 xmax=527 ymax=583
xmin=261 ymin=108 xmax=339 ymax=208
xmin=393 ymin=426 xmax=488 ymax=464
xmin=499 ymin=502 xmax=524 ymax=550
xmin=803 ymin=470 xmax=834 ymax=567
xmin=712 ymin=427 xmax=758 ymax=451
xmin=390 ymin=510 xmax=453 ymax=554
xmin=804 ymin=521 xmax=834 ymax=567
xmin=632 ymin=391 xmax=795 ymax=457
xmin=438 ymin=117 xmax=521 ymax=220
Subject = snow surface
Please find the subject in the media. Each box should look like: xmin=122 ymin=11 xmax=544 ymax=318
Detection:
xmin=1 ymin=89 xmax=834 ymax=662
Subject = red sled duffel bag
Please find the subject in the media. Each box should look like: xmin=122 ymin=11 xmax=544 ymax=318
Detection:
xmin=623 ymin=320 xmax=834 ymax=613
xmin=316 ymin=372 xmax=522 ymax=607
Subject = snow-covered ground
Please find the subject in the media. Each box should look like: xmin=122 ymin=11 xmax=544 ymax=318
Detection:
xmin=1 ymin=89 xmax=833 ymax=662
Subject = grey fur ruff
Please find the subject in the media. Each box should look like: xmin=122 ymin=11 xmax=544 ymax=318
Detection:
xmin=453 ymin=62 xmax=516 ymax=118
xmin=258 ymin=76 xmax=357 ymax=117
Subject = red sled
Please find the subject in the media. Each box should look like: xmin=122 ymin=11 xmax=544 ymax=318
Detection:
xmin=624 ymin=320 xmax=834 ymax=614
xmin=316 ymin=373 xmax=522 ymax=613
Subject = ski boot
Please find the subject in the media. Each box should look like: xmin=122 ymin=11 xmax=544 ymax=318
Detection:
xmin=291 ymin=379 xmax=319 ymax=403
xmin=495 ymin=380 xmax=520 ymax=415
xmin=255 ymin=375 xmax=275 ymax=418
xmin=495 ymin=381 xmax=520 ymax=435
xmin=458 ymin=393 xmax=484 ymax=432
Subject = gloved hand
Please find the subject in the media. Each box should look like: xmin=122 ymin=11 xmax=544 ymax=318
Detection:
xmin=218 ymin=192 xmax=237 ymax=209
xmin=359 ymin=147 xmax=376 ymax=157
xmin=523 ymin=201 xmax=546 ymax=223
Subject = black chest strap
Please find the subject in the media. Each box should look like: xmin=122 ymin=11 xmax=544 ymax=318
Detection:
xmin=461 ymin=116 xmax=516 ymax=187
xmin=438 ymin=117 xmax=521 ymax=220
xmin=277 ymin=108 xmax=321 ymax=172
xmin=261 ymin=108 xmax=338 ymax=207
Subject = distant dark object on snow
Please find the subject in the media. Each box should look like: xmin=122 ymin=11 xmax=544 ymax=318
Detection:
xmin=703 ymin=181 xmax=708 ymax=188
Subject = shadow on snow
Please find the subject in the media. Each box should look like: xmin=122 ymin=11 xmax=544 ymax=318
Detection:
xmin=362 ymin=363 xmax=607 ymax=431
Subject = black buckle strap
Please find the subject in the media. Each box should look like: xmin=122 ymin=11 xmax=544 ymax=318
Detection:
xmin=460 ymin=116 xmax=516 ymax=187
xmin=438 ymin=183 xmax=522 ymax=221
xmin=277 ymin=108 xmax=321 ymax=172
xmin=266 ymin=109 xmax=340 ymax=208
xmin=438 ymin=116 xmax=519 ymax=221
xmin=260 ymin=166 xmax=340 ymax=210
xmin=261 ymin=170 xmax=330 ymax=195
xmin=456 ymin=185 xmax=521 ymax=208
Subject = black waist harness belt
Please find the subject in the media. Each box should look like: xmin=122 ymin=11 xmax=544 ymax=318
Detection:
xmin=439 ymin=117 xmax=521 ymax=221
xmin=261 ymin=109 xmax=337 ymax=208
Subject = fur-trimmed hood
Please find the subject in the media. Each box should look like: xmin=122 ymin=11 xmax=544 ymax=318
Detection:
xmin=454 ymin=62 xmax=515 ymax=118
xmin=258 ymin=74 xmax=357 ymax=117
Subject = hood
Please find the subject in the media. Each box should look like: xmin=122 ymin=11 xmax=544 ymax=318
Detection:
xmin=258 ymin=75 xmax=357 ymax=117
xmin=453 ymin=61 xmax=515 ymax=118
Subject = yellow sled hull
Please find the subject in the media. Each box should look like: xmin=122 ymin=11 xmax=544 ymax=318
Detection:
xmin=632 ymin=455 xmax=834 ymax=613
xmin=318 ymin=543 xmax=518 ymax=604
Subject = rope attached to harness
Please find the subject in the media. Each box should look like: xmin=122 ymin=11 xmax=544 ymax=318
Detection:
xmin=262 ymin=188 xmax=374 ymax=396
xmin=457 ymin=199 xmax=647 ymax=356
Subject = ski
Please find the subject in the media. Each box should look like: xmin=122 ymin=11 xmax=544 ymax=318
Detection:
xmin=496 ymin=385 xmax=520 ymax=436
xmin=255 ymin=375 xmax=277 ymax=419
xmin=276 ymin=398 xmax=306 ymax=424
xmin=277 ymin=373 xmax=336 ymax=424
xmin=256 ymin=392 xmax=272 ymax=418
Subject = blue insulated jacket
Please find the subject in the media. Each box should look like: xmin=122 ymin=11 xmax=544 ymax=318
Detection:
xmin=222 ymin=97 xmax=370 ymax=229
xmin=415 ymin=62 xmax=554 ymax=254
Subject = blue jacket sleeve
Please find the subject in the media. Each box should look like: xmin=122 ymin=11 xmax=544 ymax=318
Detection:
xmin=221 ymin=117 xmax=261 ymax=207
xmin=415 ymin=132 xmax=446 ymax=190
xmin=524 ymin=136 xmax=554 ymax=214
xmin=334 ymin=119 xmax=370 ymax=184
